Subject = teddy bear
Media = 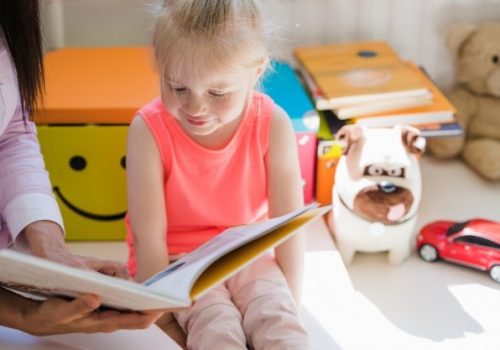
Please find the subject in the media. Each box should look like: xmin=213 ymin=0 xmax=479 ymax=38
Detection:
xmin=427 ymin=22 xmax=500 ymax=181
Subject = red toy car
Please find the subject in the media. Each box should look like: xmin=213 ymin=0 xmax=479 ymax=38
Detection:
xmin=416 ymin=219 xmax=500 ymax=283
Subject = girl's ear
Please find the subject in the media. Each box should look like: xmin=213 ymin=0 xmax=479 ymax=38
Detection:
xmin=254 ymin=57 xmax=269 ymax=83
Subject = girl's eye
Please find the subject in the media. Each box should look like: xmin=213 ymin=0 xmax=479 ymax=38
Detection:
xmin=169 ymin=86 xmax=187 ymax=94
xmin=209 ymin=91 xmax=227 ymax=98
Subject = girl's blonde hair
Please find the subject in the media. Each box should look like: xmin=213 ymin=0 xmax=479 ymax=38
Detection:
xmin=153 ymin=0 xmax=269 ymax=85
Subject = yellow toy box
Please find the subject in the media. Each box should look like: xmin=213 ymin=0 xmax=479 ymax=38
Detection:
xmin=34 ymin=47 xmax=158 ymax=240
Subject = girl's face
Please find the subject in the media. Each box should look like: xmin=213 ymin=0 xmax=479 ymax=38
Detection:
xmin=161 ymin=63 xmax=259 ymax=138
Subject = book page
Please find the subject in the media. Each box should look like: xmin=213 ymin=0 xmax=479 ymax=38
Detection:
xmin=0 ymin=204 xmax=325 ymax=311
xmin=143 ymin=203 xmax=319 ymax=301
xmin=190 ymin=206 xmax=332 ymax=300
xmin=0 ymin=251 xmax=186 ymax=311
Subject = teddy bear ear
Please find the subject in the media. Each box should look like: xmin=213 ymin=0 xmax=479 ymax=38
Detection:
xmin=446 ymin=23 xmax=477 ymax=57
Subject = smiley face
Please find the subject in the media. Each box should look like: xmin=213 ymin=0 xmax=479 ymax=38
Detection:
xmin=53 ymin=153 xmax=126 ymax=221
xmin=37 ymin=125 xmax=128 ymax=240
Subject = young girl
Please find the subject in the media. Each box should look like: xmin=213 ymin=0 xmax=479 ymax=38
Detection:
xmin=126 ymin=1 xmax=312 ymax=348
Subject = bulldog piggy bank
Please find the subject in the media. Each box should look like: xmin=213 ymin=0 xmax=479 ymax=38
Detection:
xmin=332 ymin=125 xmax=425 ymax=265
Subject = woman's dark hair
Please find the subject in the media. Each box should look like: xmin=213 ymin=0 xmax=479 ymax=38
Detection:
xmin=0 ymin=0 xmax=44 ymax=120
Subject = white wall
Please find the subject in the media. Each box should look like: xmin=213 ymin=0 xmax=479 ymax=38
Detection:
xmin=41 ymin=0 xmax=500 ymax=89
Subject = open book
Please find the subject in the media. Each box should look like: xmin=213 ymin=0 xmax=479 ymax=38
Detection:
xmin=0 ymin=204 xmax=330 ymax=311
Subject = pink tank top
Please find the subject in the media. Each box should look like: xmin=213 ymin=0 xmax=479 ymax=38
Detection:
xmin=126 ymin=92 xmax=273 ymax=275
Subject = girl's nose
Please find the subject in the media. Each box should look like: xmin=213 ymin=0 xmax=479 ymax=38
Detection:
xmin=184 ymin=95 xmax=207 ymax=116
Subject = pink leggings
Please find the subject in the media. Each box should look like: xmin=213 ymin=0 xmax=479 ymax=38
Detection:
xmin=174 ymin=254 xmax=312 ymax=350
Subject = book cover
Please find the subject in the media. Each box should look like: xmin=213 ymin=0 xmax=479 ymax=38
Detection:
xmin=418 ymin=121 xmax=463 ymax=138
xmin=295 ymin=41 xmax=401 ymax=72
xmin=261 ymin=60 xmax=319 ymax=203
xmin=261 ymin=60 xmax=319 ymax=132
xmin=0 ymin=204 xmax=330 ymax=311
xmin=322 ymin=110 xmax=346 ymax=136
xmin=315 ymin=140 xmax=342 ymax=205
xmin=296 ymin=63 xmax=332 ymax=111
xmin=334 ymin=91 xmax=434 ymax=119
xmin=297 ymin=60 xmax=434 ymax=117
xmin=317 ymin=111 xmax=334 ymax=140
xmin=294 ymin=41 xmax=429 ymax=108
xmin=352 ymin=62 xmax=457 ymax=127
xmin=293 ymin=131 xmax=317 ymax=204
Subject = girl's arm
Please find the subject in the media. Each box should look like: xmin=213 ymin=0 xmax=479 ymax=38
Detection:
xmin=266 ymin=105 xmax=306 ymax=304
xmin=126 ymin=116 xmax=170 ymax=283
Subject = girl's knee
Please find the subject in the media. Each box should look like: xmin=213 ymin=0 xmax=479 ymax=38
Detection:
xmin=184 ymin=303 xmax=247 ymax=350
xmin=177 ymin=301 xmax=243 ymax=333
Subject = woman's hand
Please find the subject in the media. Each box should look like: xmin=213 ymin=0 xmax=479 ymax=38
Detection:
xmin=51 ymin=253 xmax=129 ymax=278
xmin=0 ymin=288 xmax=162 ymax=336
xmin=25 ymin=294 xmax=163 ymax=335
xmin=3 ymin=221 xmax=165 ymax=335
xmin=23 ymin=220 xmax=128 ymax=278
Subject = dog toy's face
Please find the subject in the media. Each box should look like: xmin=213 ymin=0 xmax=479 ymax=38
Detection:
xmin=335 ymin=125 xmax=425 ymax=225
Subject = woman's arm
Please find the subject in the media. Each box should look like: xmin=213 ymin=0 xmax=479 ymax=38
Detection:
xmin=266 ymin=105 xmax=306 ymax=304
xmin=0 ymin=114 xmax=64 ymax=251
xmin=0 ymin=112 xmax=128 ymax=277
xmin=126 ymin=116 xmax=170 ymax=283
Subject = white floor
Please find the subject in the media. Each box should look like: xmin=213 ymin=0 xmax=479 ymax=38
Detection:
xmin=301 ymin=155 xmax=500 ymax=350
xmin=0 ymin=326 xmax=181 ymax=350
xmin=1 ymin=156 xmax=499 ymax=349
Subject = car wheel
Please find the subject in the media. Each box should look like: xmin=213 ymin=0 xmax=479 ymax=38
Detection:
xmin=490 ymin=265 xmax=500 ymax=283
xmin=419 ymin=244 xmax=438 ymax=262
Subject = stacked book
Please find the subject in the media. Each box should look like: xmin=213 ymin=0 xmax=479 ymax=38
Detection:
xmin=294 ymin=41 xmax=461 ymax=138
